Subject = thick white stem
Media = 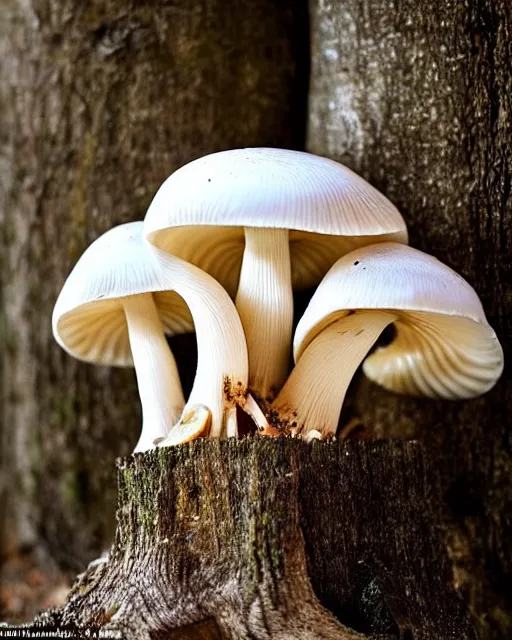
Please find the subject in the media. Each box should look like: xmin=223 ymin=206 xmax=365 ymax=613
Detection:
xmin=236 ymin=227 xmax=293 ymax=402
xmin=272 ymin=311 xmax=397 ymax=438
xmin=123 ymin=294 xmax=185 ymax=452
xmin=150 ymin=247 xmax=249 ymax=438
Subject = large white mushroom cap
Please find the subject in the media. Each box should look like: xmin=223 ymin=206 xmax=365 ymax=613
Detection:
xmin=143 ymin=147 xmax=408 ymax=295
xmin=53 ymin=221 xmax=193 ymax=367
xmin=294 ymin=243 xmax=504 ymax=400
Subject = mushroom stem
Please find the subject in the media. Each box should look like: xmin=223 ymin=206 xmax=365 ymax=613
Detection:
xmin=123 ymin=293 xmax=185 ymax=452
xmin=150 ymin=248 xmax=250 ymax=438
xmin=272 ymin=310 xmax=397 ymax=438
xmin=236 ymin=227 xmax=293 ymax=402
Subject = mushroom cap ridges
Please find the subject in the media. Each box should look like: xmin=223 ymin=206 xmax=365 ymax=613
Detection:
xmin=145 ymin=148 xmax=407 ymax=237
xmin=143 ymin=148 xmax=408 ymax=293
xmin=362 ymin=312 xmax=503 ymax=399
xmin=52 ymin=222 xmax=192 ymax=366
xmin=294 ymin=243 xmax=503 ymax=400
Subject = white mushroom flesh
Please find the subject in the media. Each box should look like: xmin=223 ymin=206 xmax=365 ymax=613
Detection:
xmin=363 ymin=312 xmax=504 ymax=399
xmin=157 ymin=404 xmax=211 ymax=447
xmin=235 ymin=227 xmax=293 ymax=401
xmin=122 ymin=293 xmax=186 ymax=452
xmin=149 ymin=247 xmax=250 ymax=440
xmin=272 ymin=311 xmax=397 ymax=438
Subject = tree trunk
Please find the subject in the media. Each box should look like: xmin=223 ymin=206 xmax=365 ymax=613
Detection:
xmin=308 ymin=0 xmax=511 ymax=636
xmin=31 ymin=439 xmax=475 ymax=639
xmin=0 ymin=0 xmax=308 ymax=565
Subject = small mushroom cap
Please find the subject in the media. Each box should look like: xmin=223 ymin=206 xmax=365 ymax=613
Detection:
xmin=144 ymin=148 xmax=408 ymax=295
xmin=155 ymin=404 xmax=211 ymax=447
xmin=294 ymin=243 xmax=504 ymax=399
xmin=53 ymin=222 xmax=193 ymax=366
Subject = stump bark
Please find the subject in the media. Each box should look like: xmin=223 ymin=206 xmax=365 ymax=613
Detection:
xmin=32 ymin=439 xmax=475 ymax=639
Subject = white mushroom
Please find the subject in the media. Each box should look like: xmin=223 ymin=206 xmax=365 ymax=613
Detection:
xmin=272 ymin=243 xmax=504 ymax=439
xmin=146 ymin=245 xmax=258 ymax=442
xmin=53 ymin=222 xmax=193 ymax=452
xmin=144 ymin=148 xmax=407 ymax=404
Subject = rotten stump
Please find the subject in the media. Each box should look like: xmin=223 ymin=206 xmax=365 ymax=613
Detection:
xmin=32 ymin=439 xmax=476 ymax=639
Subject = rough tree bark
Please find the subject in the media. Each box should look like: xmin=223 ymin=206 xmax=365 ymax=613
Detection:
xmin=0 ymin=0 xmax=308 ymax=565
xmin=308 ymin=0 xmax=511 ymax=636
xmin=31 ymin=439 xmax=475 ymax=639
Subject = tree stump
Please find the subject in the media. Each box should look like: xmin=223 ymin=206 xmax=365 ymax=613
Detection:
xmin=31 ymin=439 xmax=475 ymax=639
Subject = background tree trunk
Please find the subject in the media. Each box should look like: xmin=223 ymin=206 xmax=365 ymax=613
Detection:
xmin=307 ymin=0 xmax=511 ymax=636
xmin=0 ymin=0 xmax=308 ymax=567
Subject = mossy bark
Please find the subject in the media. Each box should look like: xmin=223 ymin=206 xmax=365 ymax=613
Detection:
xmin=31 ymin=439 xmax=475 ymax=639
xmin=308 ymin=0 xmax=512 ymax=636
xmin=0 ymin=0 xmax=308 ymax=565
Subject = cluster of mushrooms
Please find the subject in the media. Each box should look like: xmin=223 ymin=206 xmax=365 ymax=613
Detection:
xmin=53 ymin=148 xmax=504 ymax=452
